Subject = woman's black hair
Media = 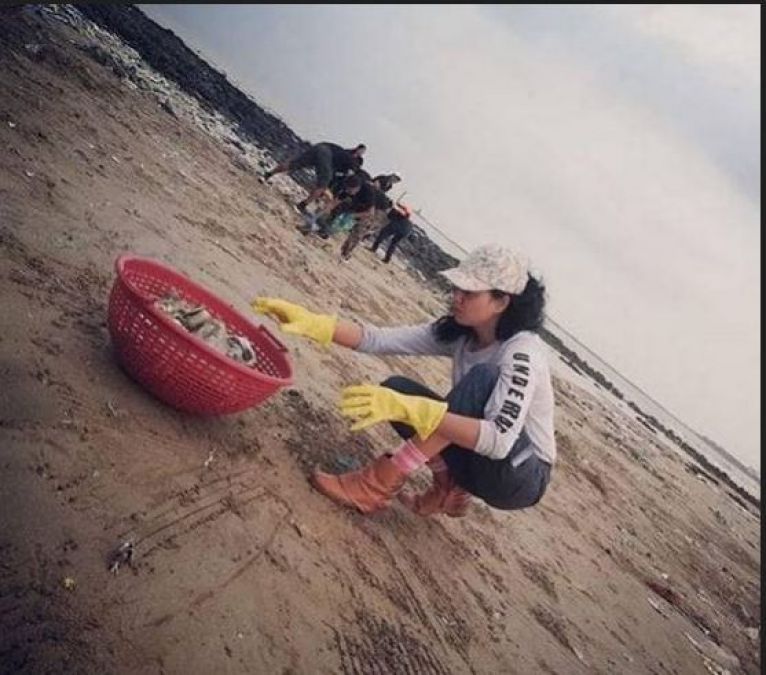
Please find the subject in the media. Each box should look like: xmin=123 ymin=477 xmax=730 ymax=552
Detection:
xmin=432 ymin=275 xmax=546 ymax=344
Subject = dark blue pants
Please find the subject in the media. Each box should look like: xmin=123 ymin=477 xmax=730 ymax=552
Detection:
xmin=371 ymin=219 xmax=411 ymax=262
xmin=383 ymin=364 xmax=551 ymax=510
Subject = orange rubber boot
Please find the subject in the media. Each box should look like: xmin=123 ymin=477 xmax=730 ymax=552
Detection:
xmin=399 ymin=470 xmax=451 ymax=516
xmin=400 ymin=474 xmax=472 ymax=518
xmin=442 ymin=485 xmax=471 ymax=518
xmin=310 ymin=455 xmax=408 ymax=514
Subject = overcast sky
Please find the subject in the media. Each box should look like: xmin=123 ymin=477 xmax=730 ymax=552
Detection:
xmin=142 ymin=4 xmax=760 ymax=471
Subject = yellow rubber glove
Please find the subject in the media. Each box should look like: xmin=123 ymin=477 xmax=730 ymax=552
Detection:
xmin=339 ymin=384 xmax=448 ymax=439
xmin=251 ymin=297 xmax=337 ymax=346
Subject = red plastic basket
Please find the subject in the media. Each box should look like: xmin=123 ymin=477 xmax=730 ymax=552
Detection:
xmin=107 ymin=254 xmax=293 ymax=415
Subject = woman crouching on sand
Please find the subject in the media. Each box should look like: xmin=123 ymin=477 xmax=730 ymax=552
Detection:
xmin=252 ymin=244 xmax=555 ymax=517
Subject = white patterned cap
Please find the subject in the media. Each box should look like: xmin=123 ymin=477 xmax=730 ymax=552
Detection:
xmin=440 ymin=244 xmax=530 ymax=295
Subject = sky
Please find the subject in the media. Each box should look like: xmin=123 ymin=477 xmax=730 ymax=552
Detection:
xmin=141 ymin=4 xmax=761 ymax=471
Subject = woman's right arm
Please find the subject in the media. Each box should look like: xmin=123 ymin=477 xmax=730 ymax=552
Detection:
xmin=355 ymin=322 xmax=453 ymax=356
xmin=253 ymin=297 xmax=451 ymax=356
xmin=334 ymin=320 xmax=451 ymax=356
xmin=332 ymin=319 xmax=364 ymax=349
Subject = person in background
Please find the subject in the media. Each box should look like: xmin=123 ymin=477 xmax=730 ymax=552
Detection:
xmin=372 ymin=172 xmax=402 ymax=193
xmin=317 ymin=166 xmax=371 ymax=227
xmin=337 ymin=180 xmax=393 ymax=260
xmin=328 ymin=166 xmax=371 ymax=200
xmin=370 ymin=202 xmax=414 ymax=263
xmin=303 ymin=174 xmax=375 ymax=237
xmin=252 ymin=244 xmax=555 ymax=518
xmin=261 ymin=142 xmax=366 ymax=213
xmin=308 ymin=175 xmax=392 ymax=261
xmin=322 ymin=170 xmax=397 ymax=229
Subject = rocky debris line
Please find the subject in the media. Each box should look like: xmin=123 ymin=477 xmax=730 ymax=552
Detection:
xmin=544 ymin=327 xmax=760 ymax=510
xmin=397 ymin=227 xmax=459 ymax=291
xmin=72 ymin=4 xmax=461 ymax=289
xmin=543 ymin=330 xmax=627 ymax=400
xmin=76 ymin=5 xmax=309 ymax=169
xmin=700 ymin=433 xmax=761 ymax=484
xmin=22 ymin=5 xmax=307 ymax=197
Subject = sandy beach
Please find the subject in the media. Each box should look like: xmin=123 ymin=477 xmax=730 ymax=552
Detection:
xmin=0 ymin=8 xmax=760 ymax=674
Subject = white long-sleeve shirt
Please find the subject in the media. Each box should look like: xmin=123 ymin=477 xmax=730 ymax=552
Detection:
xmin=358 ymin=323 xmax=556 ymax=464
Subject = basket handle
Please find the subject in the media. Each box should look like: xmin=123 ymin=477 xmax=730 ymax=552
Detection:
xmin=258 ymin=325 xmax=289 ymax=353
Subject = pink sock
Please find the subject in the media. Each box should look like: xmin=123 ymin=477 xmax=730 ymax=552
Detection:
xmin=390 ymin=439 xmax=429 ymax=475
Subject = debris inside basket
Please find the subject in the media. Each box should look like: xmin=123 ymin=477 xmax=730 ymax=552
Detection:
xmin=154 ymin=291 xmax=258 ymax=367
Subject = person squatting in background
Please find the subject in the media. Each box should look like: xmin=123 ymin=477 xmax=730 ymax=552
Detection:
xmin=307 ymin=174 xmax=393 ymax=261
xmin=338 ymin=181 xmax=393 ymax=260
xmin=252 ymin=244 xmax=555 ymax=518
xmin=301 ymin=173 xmax=374 ymax=236
xmin=261 ymin=141 xmax=366 ymax=213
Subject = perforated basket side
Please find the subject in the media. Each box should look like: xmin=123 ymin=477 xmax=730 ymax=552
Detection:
xmin=108 ymin=255 xmax=293 ymax=414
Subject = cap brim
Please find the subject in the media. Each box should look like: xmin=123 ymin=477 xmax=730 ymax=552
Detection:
xmin=439 ymin=268 xmax=493 ymax=292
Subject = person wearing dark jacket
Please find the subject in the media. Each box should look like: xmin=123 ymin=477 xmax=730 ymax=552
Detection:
xmin=309 ymin=175 xmax=392 ymax=259
xmin=261 ymin=142 xmax=366 ymax=212
xmin=371 ymin=202 xmax=414 ymax=263
xmin=337 ymin=179 xmax=393 ymax=260
xmin=329 ymin=167 xmax=371 ymax=200
xmin=312 ymin=174 xmax=377 ymax=235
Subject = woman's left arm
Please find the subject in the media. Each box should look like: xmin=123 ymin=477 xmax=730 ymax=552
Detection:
xmin=431 ymin=413 xmax=482 ymax=449
xmin=338 ymin=343 xmax=542 ymax=445
xmin=434 ymin=343 xmax=545 ymax=456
